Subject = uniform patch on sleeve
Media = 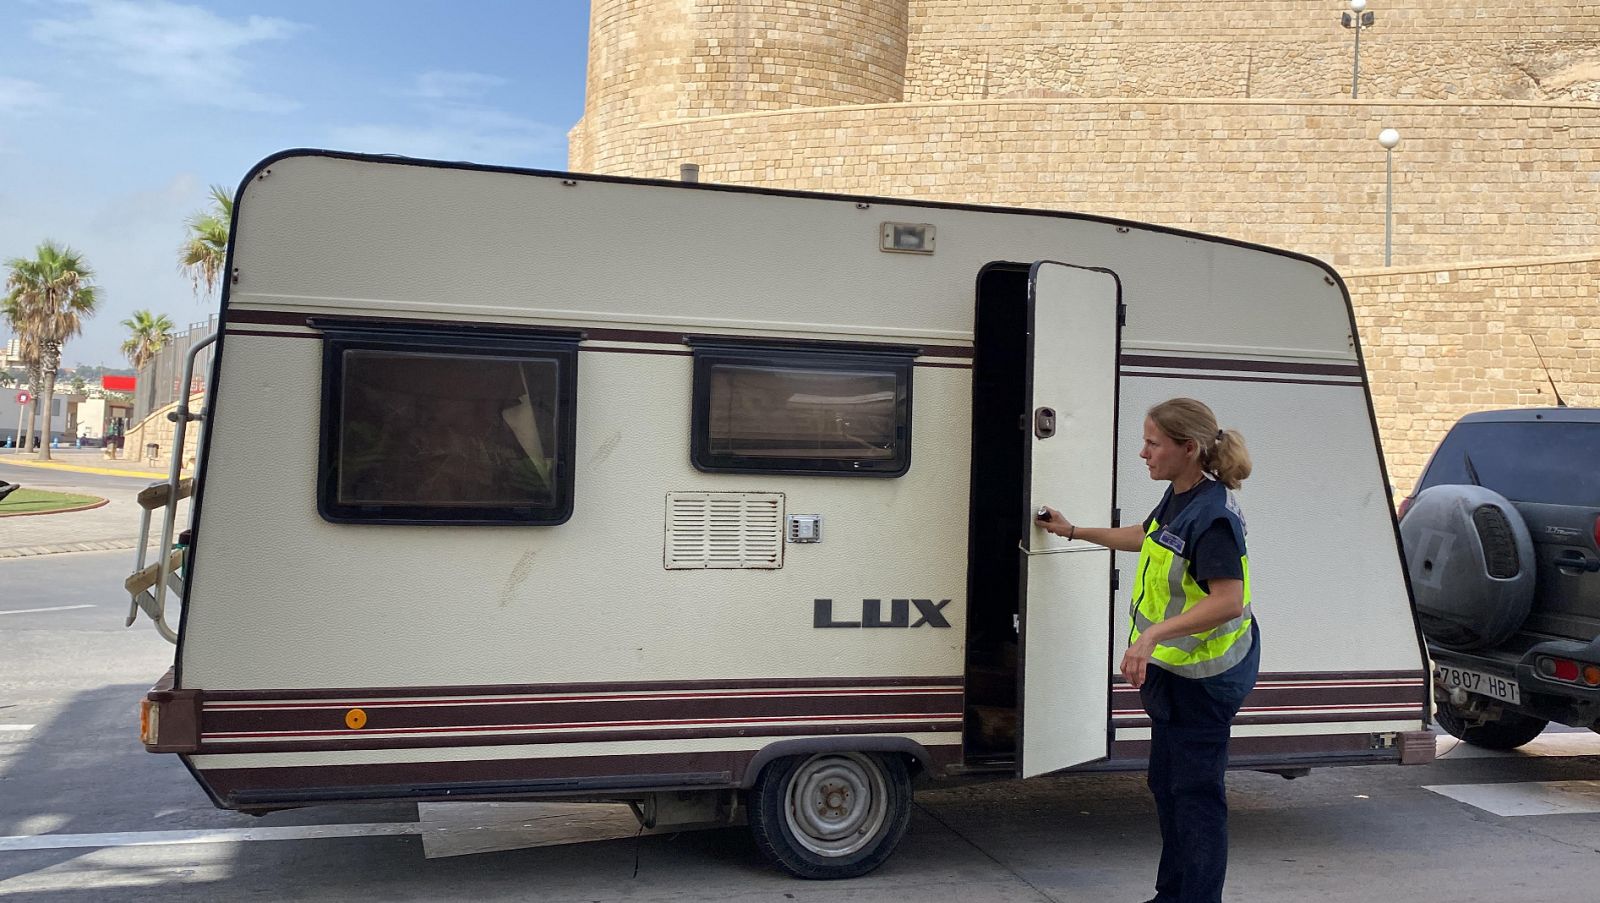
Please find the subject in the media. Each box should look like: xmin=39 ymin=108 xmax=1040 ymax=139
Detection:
xmin=1156 ymin=529 xmax=1186 ymax=555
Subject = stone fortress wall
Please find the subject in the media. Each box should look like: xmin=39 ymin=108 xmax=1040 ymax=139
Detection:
xmin=571 ymin=1 xmax=1600 ymax=491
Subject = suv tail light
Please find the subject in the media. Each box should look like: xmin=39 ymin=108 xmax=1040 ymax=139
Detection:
xmin=1536 ymin=656 xmax=1600 ymax=688
xmin=1398 ymin=496 xmax=1415 ymax=520
xmin=1593 ymin=515 xmax=1600 ymax=549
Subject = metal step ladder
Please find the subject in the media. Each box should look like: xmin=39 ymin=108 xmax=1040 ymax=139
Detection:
xmin=125 ymin=333 xmax=216 ymax=644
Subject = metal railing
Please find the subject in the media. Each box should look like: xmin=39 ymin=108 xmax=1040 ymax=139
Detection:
xmin=132 ymin=315 xmax=218 ymax=425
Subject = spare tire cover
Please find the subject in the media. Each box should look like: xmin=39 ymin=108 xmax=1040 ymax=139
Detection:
xmin=1401 ymin=484 xmax=1536 ymax=650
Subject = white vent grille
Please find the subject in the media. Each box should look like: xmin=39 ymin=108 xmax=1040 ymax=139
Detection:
xmin=665 ymin=492 xmax=785 ymax=570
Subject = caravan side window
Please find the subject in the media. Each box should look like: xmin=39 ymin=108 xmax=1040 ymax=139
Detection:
xmin=317 ymin=325 xmax=578 ymax=525
xmin=690 ymin=341 xmax=914 ymax=477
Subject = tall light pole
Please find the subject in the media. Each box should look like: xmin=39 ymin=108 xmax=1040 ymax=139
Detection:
xmin=1341 ymin=0 xmax=1376 ymax=99
xmin=1378 ymin=128 xmax=1400 ymax=266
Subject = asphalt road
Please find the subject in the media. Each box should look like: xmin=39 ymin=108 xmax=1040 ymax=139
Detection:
xmin=0 ymin=458 xmax=158 ymax=495
xmin=3 ymin=551 xmax=1599 ymax=901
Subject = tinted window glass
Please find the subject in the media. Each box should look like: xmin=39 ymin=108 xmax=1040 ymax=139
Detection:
xmin=708 ymin=365 xmax=899 ymax=461
xmin=692 ymin=348 xmax=912 ymax=476
xmin=1418 ymin=421 xmax=1600 ymax=507
xmin=320 ymin=331 xmax=577 ymax=525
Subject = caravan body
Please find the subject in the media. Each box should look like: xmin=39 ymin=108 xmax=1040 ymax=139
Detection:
xmin=132 ymin=151 xmax=1428 ymax=876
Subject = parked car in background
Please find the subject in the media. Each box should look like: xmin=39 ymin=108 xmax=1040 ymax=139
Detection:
xmin=1399 ymin=407 xmax=1600 ymax=748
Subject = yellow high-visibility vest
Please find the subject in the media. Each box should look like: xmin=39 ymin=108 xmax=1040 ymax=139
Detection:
xmin=1130 ymin=480 xmax=1254 ymax=679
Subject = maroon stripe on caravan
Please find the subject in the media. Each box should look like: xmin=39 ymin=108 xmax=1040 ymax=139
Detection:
xmin=1110 ymin=683 xmax=1426 ymax=711
xmin=1119 ymin=354 xmax=1364 ymax=378
xmin=198 ymin=745 xmax=969 ymax=800
xmin=200 ymin=675 xmax=965 ymax=703
xmin=207 ymin=692 xmax=961 ymax=724
xmin=206 ymin=686 xmax=963 ymax=711
xmin=205 ymin=695 xmax=963 ymax=735
xmin=221 ymin=309 xmax=977 ymax=359
xmin=201 ymin=750 xmax=754 ymax=796
xmin=206 ymin=711 xmax=962 ymax=740
xmin=1111 ymin=709 xmax=1424 ymax=729
xmin=1112 ymin=701 xmax=1425 ymax=717
xmin=195 ymin=719 xmax=963 ymax=755
xmin=1122 ymin=371 xmax=1359 ymax=388
xmin=1112 ymin=670 xmax=1425 ymax=686
xmin=1106 ymin=731 xmax=1381 ymax=764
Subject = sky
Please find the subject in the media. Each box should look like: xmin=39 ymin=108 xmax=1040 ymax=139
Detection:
xmin=0 ymin=0 xmax=592 ymax=368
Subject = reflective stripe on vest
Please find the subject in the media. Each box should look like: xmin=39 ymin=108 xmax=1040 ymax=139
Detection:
xmin=1130 ymin=518 xmax=1254 ymax=679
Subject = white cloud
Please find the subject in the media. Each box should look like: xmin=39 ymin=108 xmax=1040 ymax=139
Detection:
xmin=411 ymin=71 xmax=508 ymax=101
xmin=330 ymin=70 xmax=564 ymax=167
xmin=329 ymin=117 xmax=566 ymax=168
xmin=0 ymin=77 xmax=54 ymax=115
xmin=29 ymin=0 xmax=303 ymax=113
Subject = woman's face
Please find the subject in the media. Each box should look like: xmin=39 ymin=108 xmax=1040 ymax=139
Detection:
xmin=1139 ymin=417 xmax=1196 ymax=482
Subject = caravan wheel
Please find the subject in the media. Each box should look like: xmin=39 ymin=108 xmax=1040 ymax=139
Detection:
xmin=748 ymin=752 xmax=912 ymax=879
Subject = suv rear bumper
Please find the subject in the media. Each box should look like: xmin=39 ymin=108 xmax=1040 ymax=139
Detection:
xmin=1431 ymin=639 xmax=1600 ymax=727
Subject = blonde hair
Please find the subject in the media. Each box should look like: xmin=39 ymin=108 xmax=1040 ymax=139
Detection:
xmin=1147 ymin=397 xmax=1253 ymax=490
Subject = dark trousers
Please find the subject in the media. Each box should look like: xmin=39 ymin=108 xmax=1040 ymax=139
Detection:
xmin=1139 ymin=623 xmax=1260 ymax=903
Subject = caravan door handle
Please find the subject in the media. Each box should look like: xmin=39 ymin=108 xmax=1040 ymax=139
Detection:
xmin=1033 ymin=407 xmax=1057 ymax=439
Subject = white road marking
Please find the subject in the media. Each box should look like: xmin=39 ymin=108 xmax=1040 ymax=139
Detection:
xmin=0 ymin=604 xmax=95 ymax=616
xmin=0 ymin=724 xmax=36 ymax=732
xmin=0 ymin=822 xmax=423 ymax=852
xmin=1424 ymin=780 xmax=1600 ymax=817
xmin=0 ymin=804 xmax=676 ymax=857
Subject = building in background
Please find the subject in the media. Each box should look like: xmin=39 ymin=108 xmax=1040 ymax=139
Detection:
xmin=569 ymin=0 xmax=1600 ymax=490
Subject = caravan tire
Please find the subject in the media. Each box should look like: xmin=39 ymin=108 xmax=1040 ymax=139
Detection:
xmin=1435 ymin=700 xmax=1548 ymax=751
xmin=747 ymin=752 xmax=912 ymax=879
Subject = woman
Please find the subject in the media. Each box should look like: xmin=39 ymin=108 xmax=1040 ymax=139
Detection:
xmin=1037 ymin=397 xmax=1258 ymax=903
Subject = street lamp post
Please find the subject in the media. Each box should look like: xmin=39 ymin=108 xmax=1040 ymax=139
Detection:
xmin=1378 ymin=128 xmax=1401 ymax=266
xmin=1341 ymin=0 xmax=1377 ymax=99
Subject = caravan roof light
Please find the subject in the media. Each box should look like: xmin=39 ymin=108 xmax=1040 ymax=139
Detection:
xmin=881 ymin=222 xmax=935 ymax=254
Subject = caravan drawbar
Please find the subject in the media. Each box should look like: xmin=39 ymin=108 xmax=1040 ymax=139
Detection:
xmin=126 ymin=151 xmax=1432 ymax=879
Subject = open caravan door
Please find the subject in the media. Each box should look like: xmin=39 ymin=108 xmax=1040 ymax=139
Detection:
xmin=1018 ymin=261 xmax=1122 ymax=779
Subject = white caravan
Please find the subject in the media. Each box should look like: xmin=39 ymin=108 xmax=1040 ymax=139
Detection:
xmin=126 ymin=151 xmax=1431 ymax=878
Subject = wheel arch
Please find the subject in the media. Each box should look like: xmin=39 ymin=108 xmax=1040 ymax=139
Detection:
xmin=740 ymin=737 xmax=935 ymax=788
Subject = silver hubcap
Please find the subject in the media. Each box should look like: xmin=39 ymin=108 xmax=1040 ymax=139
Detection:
xmin=783 ymin=753 xmax=888 ymax=858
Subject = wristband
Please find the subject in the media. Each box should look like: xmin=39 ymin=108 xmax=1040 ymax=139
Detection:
xmin=1068 ymin=525 xmax=1076 ymax=541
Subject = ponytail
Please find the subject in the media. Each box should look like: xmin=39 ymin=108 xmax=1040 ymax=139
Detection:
xmin=1208 ymin=428 xmax=1252 ymax=490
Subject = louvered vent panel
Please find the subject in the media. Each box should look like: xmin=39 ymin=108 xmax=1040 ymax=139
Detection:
xmin=665 ymin=492 xmax=785 ymax=569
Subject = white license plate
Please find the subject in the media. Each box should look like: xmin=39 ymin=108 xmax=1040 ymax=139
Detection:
xmin=1435 ymin=664 xmax=1521 ymax=705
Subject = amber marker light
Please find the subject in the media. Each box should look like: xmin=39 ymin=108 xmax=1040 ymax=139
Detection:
xmin=345 ymin=708 xmax=368 ymax=730
xmin=139 ymin=699 xmax=159 ymax=746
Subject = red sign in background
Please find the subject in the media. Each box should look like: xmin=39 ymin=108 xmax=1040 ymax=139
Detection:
xmin=100 ymin=375 xmax=136 ymax=392
xmin=14 ymin=390 xmax=28 ymax=405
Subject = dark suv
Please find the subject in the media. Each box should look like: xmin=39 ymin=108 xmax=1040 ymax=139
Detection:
xmin=1398 ymin=407 xmax=1600 ymax=749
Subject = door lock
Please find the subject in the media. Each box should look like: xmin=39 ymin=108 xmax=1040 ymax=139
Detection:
xmin=1033 ymin=406 xmax=1057 ymax=439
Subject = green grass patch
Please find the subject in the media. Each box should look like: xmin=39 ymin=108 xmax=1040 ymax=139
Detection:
xmin=0 ymin=488 xmax=106 ymax=516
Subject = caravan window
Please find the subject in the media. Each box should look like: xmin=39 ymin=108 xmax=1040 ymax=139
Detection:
xmin=691 ymin=343 xmax=913 ymax=476
xmin=317 ymin=327 xmax=577 ymax=525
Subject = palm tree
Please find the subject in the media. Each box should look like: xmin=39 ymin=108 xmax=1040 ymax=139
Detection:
xmin=120 ymin=309 xmax=176 ymax=370
xmin=4 ymin=241 xmax=99 ymax=460
xmin=179 ymin=184 xmax=233 ymax=299
xmin=1 ymin=293 xmax=43 ymax=453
